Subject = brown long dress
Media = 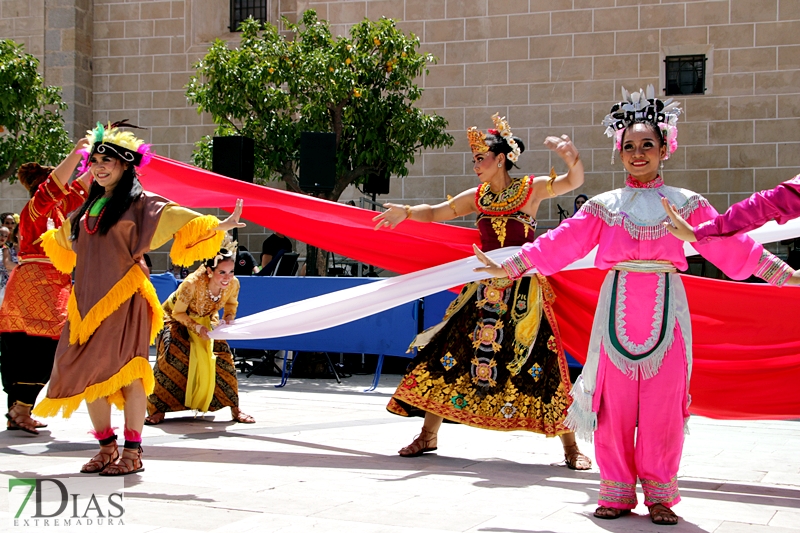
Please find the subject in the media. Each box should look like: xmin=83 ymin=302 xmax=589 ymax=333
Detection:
xmin=34 ymin=191 xmax=224 ymax=418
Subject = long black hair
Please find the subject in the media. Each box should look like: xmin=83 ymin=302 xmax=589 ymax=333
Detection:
xmin=70 ymin=163 xmax=143 ymax=241
xmin=485 ymin=133 xmax=526 ymax=171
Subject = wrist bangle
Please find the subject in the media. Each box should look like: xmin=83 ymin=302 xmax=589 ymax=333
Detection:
xmin=194 ymin=323 xmax=203 ymax=333
xmin=546 ymin=167 xmax=557 ymax=197
xmin=446 ymin=195 xmax=459 ymax=216
xmin=403 ymin=205 xmax=412 ymax=220
xmin=568 ymin=153 xmax=581 ymax=169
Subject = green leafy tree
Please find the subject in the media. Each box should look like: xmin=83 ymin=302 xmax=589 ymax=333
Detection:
xmin=0 ymin=39 xmax=72 ymax=182
xmin=187 ymin=10 xmax=454 ymax=201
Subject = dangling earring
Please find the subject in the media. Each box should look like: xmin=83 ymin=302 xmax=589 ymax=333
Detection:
xmin=207 ymin=271 xmax=213 ymax=278
xmin=660 ymin=160 xmax=664 ymax=171
xmin=497 ymin=163 xmax=502 ymax=168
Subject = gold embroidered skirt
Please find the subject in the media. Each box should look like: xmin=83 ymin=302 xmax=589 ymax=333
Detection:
xmin=387 ymin=275 xmax=573 ymax=436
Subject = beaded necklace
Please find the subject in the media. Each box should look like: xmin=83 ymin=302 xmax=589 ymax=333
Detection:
xmin=83 ymin=197 xmax=109 ymax=235
xmin=475 ymin=175 xmax=534 ymax=215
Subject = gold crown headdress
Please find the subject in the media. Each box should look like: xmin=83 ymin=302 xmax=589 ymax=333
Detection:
xmin=466 ymin=113 xmax=521 ymax=163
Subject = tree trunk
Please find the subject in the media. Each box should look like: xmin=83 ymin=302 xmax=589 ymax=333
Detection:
xmin=304 ymin=243 xmax=329 ymax=277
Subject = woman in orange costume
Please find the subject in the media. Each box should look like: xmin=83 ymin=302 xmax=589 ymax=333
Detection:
xmin=0 ymin=146 xmax=91 ymax=435
xmin=36 ymin=122 xmax=245 ymax=475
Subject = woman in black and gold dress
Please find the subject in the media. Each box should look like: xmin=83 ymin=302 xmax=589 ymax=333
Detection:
xmin=374 ymin=114 xmax=591 ymax=468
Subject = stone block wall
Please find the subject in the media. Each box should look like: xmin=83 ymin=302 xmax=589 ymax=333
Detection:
xmin=2 ymin=0 xmax=800 ymax=263
xmin=308 ymin=0 xmax=800 ymax=229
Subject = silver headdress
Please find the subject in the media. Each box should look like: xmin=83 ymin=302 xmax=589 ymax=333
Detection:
xmin=602 ymin=85 xmax=682 ymax=162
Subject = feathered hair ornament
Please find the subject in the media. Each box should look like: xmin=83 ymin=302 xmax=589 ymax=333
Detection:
xmin=78 ymin=119 xmax=154 ymax=172
xmin=602 ymin=85 xmax=682 ymax=162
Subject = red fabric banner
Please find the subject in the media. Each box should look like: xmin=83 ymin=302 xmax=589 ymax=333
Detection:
xmin=140 ymin=156 xmax=479 ymax=275
xmin=140 ymin=156 xmax=800 ymax=420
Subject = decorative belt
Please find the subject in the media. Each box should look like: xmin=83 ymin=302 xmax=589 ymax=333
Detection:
xmin=612 ymin=260 xmax=676 ymax=273
xmin=17 ymin=256 xmax=54 ymax=266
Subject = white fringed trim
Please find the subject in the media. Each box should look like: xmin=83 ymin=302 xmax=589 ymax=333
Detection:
xmin=582 ymin=187 xmax=709 ymax=241
xmin=564 ymin=376 xmax=597 ymax=443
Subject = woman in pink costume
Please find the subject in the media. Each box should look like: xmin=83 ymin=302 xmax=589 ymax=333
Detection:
xmin=662 ymin=175 xmax=800 ymax=242
xmin=474 ymin=86 xmax=799 ymax=525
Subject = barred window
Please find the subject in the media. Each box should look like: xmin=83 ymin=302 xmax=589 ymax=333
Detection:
xmin=230 ymin=0 xmax=269 ymax=32
xmin=664 ymin=55 xmax=706 ymax=96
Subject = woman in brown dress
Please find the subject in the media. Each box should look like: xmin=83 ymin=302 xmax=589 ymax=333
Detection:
xmin=36 ymin=121 xmax=245 ymax=475
xmin=146 ymin=248 xmax=254 ymax=425
xmin=373 ymin=114 xmax=592 ymax=469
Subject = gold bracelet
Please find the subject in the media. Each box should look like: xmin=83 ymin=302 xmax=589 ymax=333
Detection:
xmin=546 ymin=167 xmax=557 ymax=197
xmin=568 ymin=153 xmax=581 ymax=169
xmin=446 ymin=195 xmax=458 ymax=216
xmin=403 ymin=204 xmax=412 ymax=220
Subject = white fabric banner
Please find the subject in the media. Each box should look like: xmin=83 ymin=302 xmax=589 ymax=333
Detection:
xmin=211 ymin=218 xmax=800 ymax=341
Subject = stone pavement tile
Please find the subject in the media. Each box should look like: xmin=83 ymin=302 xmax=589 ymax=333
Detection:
xmin=770 ymin=510 xmax=800 ymax=529
xmin=311 ymin=497 xmax=496 ymax=531
xmin=675 ymin=496 xmax=777 ymax=525
xmin=713 ymin=481 xmax=800 ymax=509
xmin=678 ymin=463 xmax=768 ymax=483
xmin=210 ymin=512 xmax=461 ymax=533
xmin=714 ymin=522 xmax=800 ymax=533
xmin=762 ymin=471 xmax=800 ymax=486
xmin=121 ymin=498 xmax=262 ymax=532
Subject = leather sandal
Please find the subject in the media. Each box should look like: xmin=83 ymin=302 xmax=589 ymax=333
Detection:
xmin=6 ymin=403 xmax=40 ymax=435
xmin=648 ymin=503 xmax=679 ymax=525
xmin=593 ymin=506 xmax=631 ymax=520
xmin=100 ymin=445 xmax=144 ymax=476
xmin=144 ymin=412 xmax=165 ymax=425
xmin=80 ymin=443 xmax=119 ymax=474
xmin=564 ymin=444 xmax=592 ymax=470
xmin=398 ymin=428 xmax=438 ymax=457
xmin=231 ymin=408 xmax=255 ymax=424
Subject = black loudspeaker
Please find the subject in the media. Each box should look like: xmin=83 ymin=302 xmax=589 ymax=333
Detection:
xmin=299 ymin=132 xmax=336 ymax=192
xmin=363 ymin=169 xmax=390 ymax=195
xmin=212 ymin=136 xmax=255 ymax=182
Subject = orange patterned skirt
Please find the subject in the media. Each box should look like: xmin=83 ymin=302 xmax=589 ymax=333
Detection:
xmin=0 ymin=260 xmax=72 ymax=339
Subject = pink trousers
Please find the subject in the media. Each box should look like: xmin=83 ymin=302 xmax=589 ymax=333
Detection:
xmin=594 ymin=274 xmax=688 ymax=510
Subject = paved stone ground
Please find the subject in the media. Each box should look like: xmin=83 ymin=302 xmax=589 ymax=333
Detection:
xmin=2 ymin=371 xmax=799 ymax=533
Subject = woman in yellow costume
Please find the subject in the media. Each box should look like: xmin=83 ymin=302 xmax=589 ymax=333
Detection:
xmin=146 ymin=243 xmax=255 ymax=425
xmin=36 ymin=121 xmax=245 ymax=475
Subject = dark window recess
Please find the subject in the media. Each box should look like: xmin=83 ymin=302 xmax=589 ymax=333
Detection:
xmin=230 ymin=0 xmax=269 ymax=32
xmin=664 ymin=55 xmax=706 ymax=96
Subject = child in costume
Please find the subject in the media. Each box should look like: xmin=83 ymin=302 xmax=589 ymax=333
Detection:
xmin=146 ymin=242 xmax=255 ymax=425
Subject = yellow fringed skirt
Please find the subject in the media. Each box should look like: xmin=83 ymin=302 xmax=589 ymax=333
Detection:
xmin=33 ymin=291 xmax=156 ymax=418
